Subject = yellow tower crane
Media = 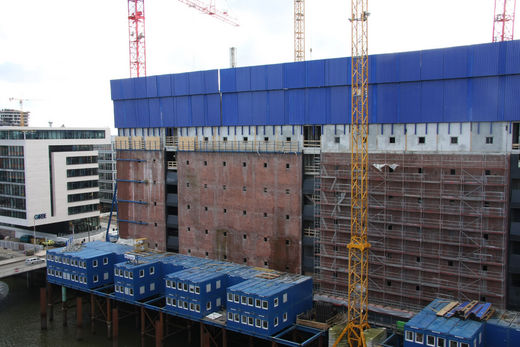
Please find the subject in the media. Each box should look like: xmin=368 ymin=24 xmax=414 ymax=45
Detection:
xmin=294 ymin=0 xmax=305 ymax=61
xmin=333 ymin=0 xmax=370 ymax=346
xmin=8 ymin=97 xmax=29 ymax=127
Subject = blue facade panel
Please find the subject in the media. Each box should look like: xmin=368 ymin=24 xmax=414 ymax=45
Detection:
xmin=236 ymin=67 xmax=251 ymax=92
xmin=421 ymin=49 xmax=444 ymax=80
xmin=443 ymin=46 xmax=469 ymax=79
xmin=173 ymin=73 xmax=189 ymax=96
xmin=251 ymin=66 xmax=267 ymax=91
xmin=398 ymin=52 xmax=421 ymax=82
xmin=146 ymin=76 xmax=158 ymax=98
xmin=111 ymin=40 xmax=520 ymax=127
xmin=157 ymin=75 xmax=172 ymax=97
xmin=443 ymin=79 xmax=468 ymax=122
xmin=284 ymin=62 xmax=306 ymax=89
xmin=306 ymin=60 xmax=325 ymax=87
xmin=266 ymin=64 xmax=283 ymax=90
xmin=159 ymin=97 xmax=174 ymax=127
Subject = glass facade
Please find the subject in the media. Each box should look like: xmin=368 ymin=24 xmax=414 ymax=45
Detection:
xmin=66 ymin=156 xmax=98 ymax=165
xmin=68 ymin=203 xmax=99 ymax=215
xmin=67 ymin=180 xmax=98 ymax=190
xmin=0 ymin=183 xmax=25 ymax=197
xmin=0 ymin=209 xmax=26 ymax=219
xmin=0 ymin=129 xmax=105 ymax=140
xmin=0 ymin=196 xmax=25 ymax=210
xmin=67 ymin=168 xmax=98 ymax=178
xmin=68 ymin=191 xmax=99 ymax=203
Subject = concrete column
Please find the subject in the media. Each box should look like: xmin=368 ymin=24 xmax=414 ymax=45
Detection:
xmin=155 ymin=320 xmax=163 ymax=347
xmin=112 ymin=307 xmax=119 ymax=339
xmin=76 ymin=297 xmax=83 ymax=340
xmin=90 ymin=293 xmax=95 ymax=334
xmin=106 ymin=298 xmax=112 ymax=339
xmin=40 ymin=287 xmax=47 ymax=330
xmin=61 ymin=286 xmax=67 ymax=327
xmin=47 ymin=282 xmax=53 ymax=322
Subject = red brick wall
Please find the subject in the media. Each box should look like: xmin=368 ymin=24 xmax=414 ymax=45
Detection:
xmin=116 ymin=151 xmax=166 ymax=250
xmin=177 ymin=152 xmax=303 ymax=273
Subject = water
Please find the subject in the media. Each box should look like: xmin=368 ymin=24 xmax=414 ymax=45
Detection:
xmin=0 ymin=276 xmax=184 ymax=347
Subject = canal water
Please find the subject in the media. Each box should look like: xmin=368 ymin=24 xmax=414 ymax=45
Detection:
xmin=0 ymin=276 xmax=193 ymax=347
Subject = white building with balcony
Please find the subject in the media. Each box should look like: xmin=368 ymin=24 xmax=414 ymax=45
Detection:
xmin=0 ymin=127 xmax=110 ymax=234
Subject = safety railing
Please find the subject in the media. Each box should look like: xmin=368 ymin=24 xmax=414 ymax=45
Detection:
xmin=177 ymin=140 xmax=301 ymax=153
xmin=303 ymin=139 xmax=321 ymax=148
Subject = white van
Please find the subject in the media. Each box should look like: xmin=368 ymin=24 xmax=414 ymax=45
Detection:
xmin=25 ymin=257 xmax=44 ymax=265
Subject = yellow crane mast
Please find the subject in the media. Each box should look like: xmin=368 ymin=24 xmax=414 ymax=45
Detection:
xmin=333 ymin=0 xmax=370 ymax=346
xmin=294 ymin=0 xmax=305 ymax=61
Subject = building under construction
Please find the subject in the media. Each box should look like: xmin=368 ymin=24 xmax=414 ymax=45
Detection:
xmin=110 ymin=40 xmax=520 ymax=315
xmin=0 ymin=109 xmax=29 ymax=127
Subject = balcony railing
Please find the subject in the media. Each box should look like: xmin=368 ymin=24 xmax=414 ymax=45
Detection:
xmin=177 ymin=140 xmax=301 ymax=153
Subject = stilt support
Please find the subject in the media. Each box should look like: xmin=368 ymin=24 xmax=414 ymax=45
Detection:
xmin=62 ymin=286 xmax=67 ymax=327
xmin=40 ymin=287 xmax=47 ymax=330
xmin=76 ymin=296 xmax=83 ymax=340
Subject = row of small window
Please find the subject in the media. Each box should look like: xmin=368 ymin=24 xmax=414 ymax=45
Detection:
xmin=114 ymin=266 xmax=155 ymax=279
xmin=166 ymin=297 xmax=212 ymax=312
xmin=166 ymin=280 xmax=220 ymax=293
xmin=227 ymin=292 xmax=287 ymax=309
xmin=115 ymin=282 xmax=156 ymax=296
xmin=227 ymin=312 xmax=288 ymax=329
xmin=186 ymin=160 xmax=291 ymax=169
xmin=199 ymin=136 xmax=293 ymax=143
xmin=47 ymin=269 xmax=107 ymax=283
xmin=387 ymin=136 xmax=493 ymax=145
xmin=47 ymin=254 xmax=107 ymax=268
xmin=405 ymin=331 xmax=474 ymax=347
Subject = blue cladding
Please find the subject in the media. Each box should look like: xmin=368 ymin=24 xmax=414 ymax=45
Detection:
xmin=156 ymin=75 xmax=172 ymax=97
xmin=111 ymin=40 xmax=520 ymax=128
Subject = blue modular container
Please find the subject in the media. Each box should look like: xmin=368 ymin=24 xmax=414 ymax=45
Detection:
xmin=114 ymin=258 xmax=163 ymax=302
xmin=485 ymin=310 xmax=520 ymax=347
xmin=404 ymin=299 xmax=484 ymax=347
xmin=164 ymin=267 xmax=227 ymax=319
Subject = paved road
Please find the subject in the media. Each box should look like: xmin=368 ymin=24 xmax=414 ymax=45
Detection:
xmin=0 ymin=255 xmax=46 ymax=279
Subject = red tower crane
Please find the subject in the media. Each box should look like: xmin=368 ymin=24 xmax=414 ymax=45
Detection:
xmin=493 ymin=0 xmax=517 ymax=42
xmin=177 ymin=0 xmax=239 ymax=27
xmin=128 ymin=0 xmax=147 ymax=77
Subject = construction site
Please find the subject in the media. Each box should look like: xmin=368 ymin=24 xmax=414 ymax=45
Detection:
xmin=3 ymin=0 xmax=519 ymax=346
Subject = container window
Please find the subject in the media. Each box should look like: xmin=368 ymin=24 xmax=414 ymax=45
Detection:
xmin=405 ymin=331 xmax=413 ymax=342
xmin=166 ymin=281 xmax=171 ymax=289
xmin=242 ymin=315 xmax=247 ymax=324
xmin=283 ymin=312 xmax=287 ymax=322
xmin=150 ymin=282 xmax=155 ymax=291
xmin=104 ymin=272 xmax=109 ymax=280
xmin=183 ymin=283 xmax=188 ymax=291
xmin=262 ymin=300 xmax=268 ymax=309
xmin=228 ymin=293 xmax=233 ymax=302
xmin=283 ymin=293 xmax=288 ymax=303
xmin=274 ymin=298 xmax=279 ymax=307
xmin=427 ymin=335 xmax=435 ymax=346
xmin=207 ymin=283 xmax=212 ymax=293
xmin=437 ymin=337 xmax=446 ymax=347
xmin=172 ymin=281 xmax=176 ymax=289
xmin=216 ymin=280 xmax=221 ymax=289
xmin=196 ymin=304 xmax=200 ymax=312
xmin=216 ymin=298 xmax=221 ymax=307
xmin=241 ymin=296 xmax=247 ymax=305
xmin=172 ymin=299 xmax=176 ymax=307
xmin=195 ymin=286 xmax=200 ymax=294
xmin=166 ymin=297 xmax=171 ymax=305
xmin=274 ymin=317 xmax=279 ymax=327
xmin=124 ymin=271 xmax=128 ymax=278
xmin=149 ymin=266 xmax=155 ymax=275
xmin=93 ymin=275 xmax=98 ymax=283
xmin=255 ymin=318 xmax=261 ymax=328
xmin=206 ymin=301 xmax=211 ymax=310
xmin=461 ymin=343 xmax=469 ymax=347
xmin=248 ymin=317 xmax=253 ymax=326
xmin=255 ymin=299 xmax=261 ymax=308
xmin=140 ymin=286 xmax=145 ymax=294
xmin=262 ymin=320 xmax=268 ymax=329
xmin=234 ymin=294 xmax=239 ymax=303
xmin=248 ymin=297 xmax=253 ymax=306
xmin=183 ymin=301 xmax=188 ymax=309
xmin=103 ymin=257 xmax=108 ymax=265
xmin=93 ymin=260 xmax=98 ymax=267
xmin=415 ymin=332 xmax=424 ymax=344
xmin=114 ymin=269 xmax=118 ymax=276
xmin=129 ymin=272 xmax=133 ymax=279
xmin=129 ymin=288 xmax=134 ymax=296
xmin=189 ymin=285 xmax=194 ymax=293
xmin=234 ymin=313 xmax=239 ymax=322
xmin=139 ymin=269 xmax=144 ymax=278
xmin=190 ymin=303 xmax=194 ymax=311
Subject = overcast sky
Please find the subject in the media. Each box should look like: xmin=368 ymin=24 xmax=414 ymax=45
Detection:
xmin=0 ymin=0 xmax=515 ymax=132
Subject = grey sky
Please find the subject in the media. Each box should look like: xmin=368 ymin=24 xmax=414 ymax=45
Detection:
xmin=0 ymin=0 xmax=515 ymax=131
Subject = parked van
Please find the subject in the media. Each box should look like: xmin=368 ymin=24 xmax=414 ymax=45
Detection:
xmin=25 ymin=257 xmax=44 ymax=265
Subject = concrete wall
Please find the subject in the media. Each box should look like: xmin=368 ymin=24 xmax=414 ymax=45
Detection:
xmin=117 ymin=150 xmax=167 ymax=250
xmin=177 ymin=151 xmax=303 ymax=273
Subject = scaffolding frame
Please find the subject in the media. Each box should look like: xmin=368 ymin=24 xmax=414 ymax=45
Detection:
xmin=314 ymin=152 xmax=509 ymax=312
